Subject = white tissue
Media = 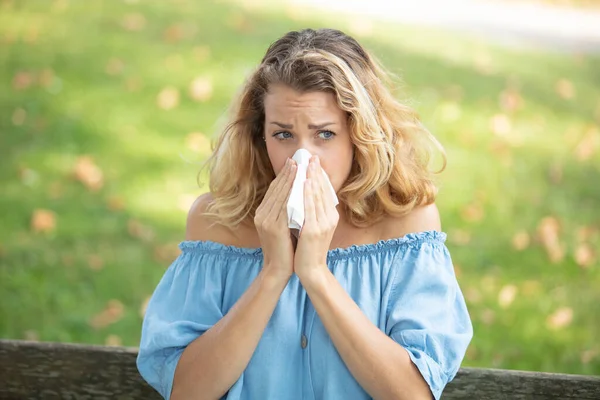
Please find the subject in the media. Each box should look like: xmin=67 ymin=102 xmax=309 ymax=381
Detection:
xmin=287 ymin=149 xmax=339 ymax=235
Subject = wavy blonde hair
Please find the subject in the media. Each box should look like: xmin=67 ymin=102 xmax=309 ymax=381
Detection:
xmin=203 ymin=28 xmax=445 ymax=228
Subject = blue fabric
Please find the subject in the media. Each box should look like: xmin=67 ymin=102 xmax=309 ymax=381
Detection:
xmin=137 ymin=231 xmax=473 ymax=400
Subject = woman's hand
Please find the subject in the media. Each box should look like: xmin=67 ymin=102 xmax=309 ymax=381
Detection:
xmin=294 ymin=156 xmax=339 ymax=281
xmin=255 ymin=158 xmax=297 ymax=282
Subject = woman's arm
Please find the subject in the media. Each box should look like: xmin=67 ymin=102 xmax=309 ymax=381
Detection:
xmin=171 ymin=193 xmax=293 ymax=399
xmin=171 ymin=268 xmax=289 ymax=399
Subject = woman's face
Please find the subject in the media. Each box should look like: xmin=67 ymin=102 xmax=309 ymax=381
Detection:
xmin=263 ymin=84 xmax=354 ymax=193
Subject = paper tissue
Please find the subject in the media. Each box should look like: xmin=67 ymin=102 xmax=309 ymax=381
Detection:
xmin=287 ymin=149 xmax=339 ymax=237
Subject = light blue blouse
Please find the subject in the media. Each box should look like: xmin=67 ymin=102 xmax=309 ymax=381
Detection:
xmin=137 ymin=231 xmax=473 ymax=400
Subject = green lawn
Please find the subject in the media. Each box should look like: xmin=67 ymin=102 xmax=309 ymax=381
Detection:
xmin=1 ymin=0 xmax=599 ymax=376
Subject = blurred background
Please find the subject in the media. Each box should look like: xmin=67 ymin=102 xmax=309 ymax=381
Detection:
xmin=1 ymin=0 xmax=599 ymax=376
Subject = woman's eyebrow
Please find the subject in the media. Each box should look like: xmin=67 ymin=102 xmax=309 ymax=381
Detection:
xmin=270 ymin=121 xmax=336 ymax=129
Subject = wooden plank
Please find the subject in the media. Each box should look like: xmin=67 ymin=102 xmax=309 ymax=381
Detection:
xmin=444 ymin=366 xmax=600 ymax=399
xmin=1 ymin=339 xmax=599 ymax=399
xmin=0 ymin=339 xmax=160 ymax=400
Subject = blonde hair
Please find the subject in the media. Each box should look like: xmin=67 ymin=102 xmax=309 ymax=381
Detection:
xmin=203 ymin=28 xmax=445 ymax=228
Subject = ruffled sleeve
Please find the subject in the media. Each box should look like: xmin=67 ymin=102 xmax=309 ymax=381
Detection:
xmin=385 ymin=235 xmax=473 ymax=400
xmin=136 ymin=246 xmax=226 ymax=399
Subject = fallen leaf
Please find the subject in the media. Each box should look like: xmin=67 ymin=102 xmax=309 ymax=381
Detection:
xmin=574 ymin=126 xmax=600 ymax=162
xmin=164 ymin=24 xmax=185 ymax=42
xmin=498 ymin=284 xmax=518 ymax=309
xmin=105 ymin=58 xmax=124 ymax=75
xmin=105 ymin=334 xmax=122 ymax=347
xmin=124 ymin=77 xmax=142 ymax=92
xmin=189 ymin=77 xmax=213 ymax=102
xmin=449 ymin=229 xmax=471 ymax=246
xmin=73 ymin=156 xmax=104 ymax=191
xmin=537 ymin=216 xmax=564 ymax=263
xmin=139 ymin=296 xmax=151 ymax=318
xmin=12 ymin=108 xmax=26 ymax=126
xmin=185 ymin=132 xmax=211 ymax=153
xmin=128 ymin=219 xmax=155 ymax=242
xmin=38 ymin=68 xmax=55 ymax=88
xmin=576 ymin=226 xmax=598 ymax=243
xmin=556 ymin=78 xmax=575 ymax=100
xmin=465 ymin=287 xmax=482 ymax=304
xmin=480 ymin=309 xmax=495 ymax=325
xmin=226 ymin=12 xmax=253 ymax=33
xmin=121 ymin=13 xmax=146 ymax=31
xmin=490 ymin=113 xmax=512 ymax=137
xmin=574 ymin=243 xmax=596 ymax=269
xmin=153 ymin=243 xmax=181 ymax=263
xmin=581 ymin=349 xmax=599 ymax=364
xmin=512 ymin=231 xmax=530 ymax=251
xmin=193 ymin=46 xmax=211 ymax=63
xmin=31 ymin=209 xmax=56 ymax=234
xmin=157 ymin=86 xmax=179 ymax=110
xmin=499 ymin=88 xmax=523 ymax=112
xmin=90 ymin=300 xmax=125 ymax=329
xmin=23 ymin=330 xmax=39 ymax=341
xmin=546 ymin=307 xmax=573 ymax=330
xmin=521 ymin=280 xmax=542 ymax=296
xmin=88 ymin=254 xmax=104 ymax=271
xmin=13 ymin=71 xmax=34 ymax=90
xmin=461 ymin=202 xmax=484 ymax=223
xmin=107 ymin=196 xmax=125 ymax=211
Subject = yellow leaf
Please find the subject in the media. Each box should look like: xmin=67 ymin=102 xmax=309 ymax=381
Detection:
xmin=449 ymin=229 xmax=471 ymax=246
xmin=537 ymin=216 xmax=564 ymax=263
xmin=87 ymin=254 xmax=104 ymax=271
xmin=556 ymin=78 xmax=575 ymax=100
xmin=574 ymin=126 xmax=600 ymax=162
xmin=460 ymin=202 xmax=484 ymax=223
xmin=23 ymin=330 xmax=39 ymax=342
xmin=127 ymin=219 xmax=155 ymax=242
xmin=511 ymin=231 xmax=530 ymax=251
xmin=90 ymin=300 xmax=125 ymax=329
xmin=574 ymin=243 xmax=596 ymax=269
xmin=105 ymin=58 xmax=124 ymax=76
xmin=193 ymin=46 xmax=211 ymax=63
xmin=490 ymin=113 xmax=512 ymax=137
xmin=185 ymin=132 xmax=211 ymax=153
xmin=12 ymin=71 xmax=33 ymax=90
xmin=31 ymin=209 xmax=56 ymax=234
xmin=73 ymin=156 xmax=104 ymax=191
xmin=189 ymin=77 xmax=213 ymax=102
xmin=105 ymin=334 xmax=122 ymax=347
xmin=157 ymin=86 xmax=180 ymax=110
xmin=498 ymin=284 xmax=518 ymax=309
xmin=121 ymin=13 xmax=146 ymax=32
xmin=546 ymin=307 xmax=573 ymax=330
xmin=499 ymin=88 xmax=523 ymax=112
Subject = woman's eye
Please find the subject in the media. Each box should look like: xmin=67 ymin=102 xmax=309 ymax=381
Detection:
xmin=273 ymin=131 xmax=293 ymax=140
xmin=318 ymin=130 xmax=335 ymax=140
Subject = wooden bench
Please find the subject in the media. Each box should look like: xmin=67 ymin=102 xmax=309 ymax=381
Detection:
xmin=1 ymin=339 xmax=599 ymax=399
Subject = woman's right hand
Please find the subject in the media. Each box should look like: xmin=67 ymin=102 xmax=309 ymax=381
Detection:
xmin=254 ymin=158 xmax=297 ymax=282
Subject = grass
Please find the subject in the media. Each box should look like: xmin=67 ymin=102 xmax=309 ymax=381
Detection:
xmin=0 ymin=0 xmax=599 ymax=376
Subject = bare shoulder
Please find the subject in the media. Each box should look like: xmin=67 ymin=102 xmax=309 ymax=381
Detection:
xmin=184 ymin=193 xmax=228 ymax=241
xmin=380 ymin=203 xmax=441 ymax=240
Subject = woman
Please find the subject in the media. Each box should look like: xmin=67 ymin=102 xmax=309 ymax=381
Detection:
xmin=137 ymin=28 xmax=473 ymax=400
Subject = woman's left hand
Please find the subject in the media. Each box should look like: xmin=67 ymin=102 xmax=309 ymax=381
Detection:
xmin=294 ymin=156 xmax=339 ymax=281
